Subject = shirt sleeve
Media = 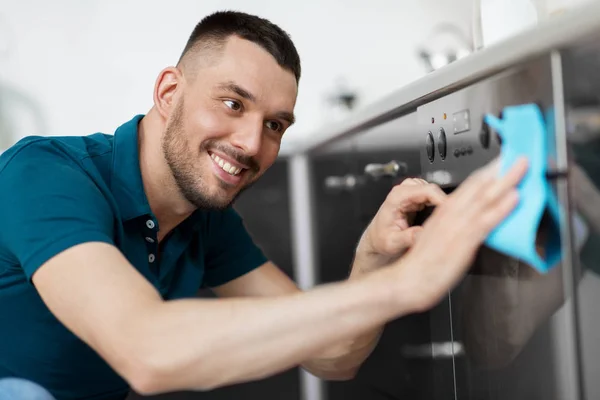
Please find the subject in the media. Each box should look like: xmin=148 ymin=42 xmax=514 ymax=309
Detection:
xmin=202 ymin=207 xmax=268 ymax=287
xmin=0 ymin=141 xmax=115 ymax=281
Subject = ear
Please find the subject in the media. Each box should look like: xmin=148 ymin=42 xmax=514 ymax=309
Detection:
xmin=153 ymin=66 xmax=183 ymax=121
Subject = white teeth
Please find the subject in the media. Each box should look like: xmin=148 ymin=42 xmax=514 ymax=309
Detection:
xmin=210 ymin=153 xmax=242 ymax=176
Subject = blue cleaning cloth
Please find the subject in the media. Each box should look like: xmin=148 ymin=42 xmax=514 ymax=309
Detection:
xmin=483 ymin=104 xmax=562 ymax=274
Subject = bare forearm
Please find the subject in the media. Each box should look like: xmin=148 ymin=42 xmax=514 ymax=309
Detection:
xmin=300 ymin=254 xmax=390 ymax=379
xmin=130 ymin=266 xmax=409 ymax=394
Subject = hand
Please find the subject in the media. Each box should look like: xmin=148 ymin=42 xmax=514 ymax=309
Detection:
xmin=356 ymin=178 xmax=447 ymax=269
xmin=396 ymin=157 xmax=529 ymax=312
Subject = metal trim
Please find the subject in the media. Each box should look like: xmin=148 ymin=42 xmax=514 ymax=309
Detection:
xmin=288 ymin=154 xmax=324 ymax=400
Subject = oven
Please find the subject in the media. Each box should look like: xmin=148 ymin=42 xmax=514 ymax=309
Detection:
xmin=411 ymin=54 xmax=578 ymax=400
xmin=310 ymin=37 xmax=600 ymax=399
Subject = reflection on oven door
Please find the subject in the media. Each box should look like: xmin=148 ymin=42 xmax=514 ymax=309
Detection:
xmin=455 ymin=244 xmax=567 ymax=400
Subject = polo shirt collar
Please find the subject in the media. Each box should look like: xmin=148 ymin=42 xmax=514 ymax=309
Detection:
xmin=110 ymin=115 xmax=205 ymax=230
xmin=110 ymin=114 xmax=152 ymax=221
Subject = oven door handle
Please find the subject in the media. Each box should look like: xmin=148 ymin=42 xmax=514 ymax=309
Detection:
xmin=323 ymin=160 xmax=408 ymax=192
xmin=364 ymin=160 xmax=408 ymax=180
xmin=401 ymin=341 xmax=465 ymax=359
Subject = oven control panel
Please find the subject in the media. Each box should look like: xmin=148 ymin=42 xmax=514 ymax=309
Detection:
xmin=418 ymin=59 xmax=554 ymax=188
xmin=419 ymin=105 xmax=502 ymax=187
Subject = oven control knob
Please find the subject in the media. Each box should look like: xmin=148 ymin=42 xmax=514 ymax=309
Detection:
xmin=426 ymin=131 xmax=435 ymax=163
xmin=479 ymin=121 xmax=491 ymax=149
xmin=438 ymin=128 xmax=447 ymax=160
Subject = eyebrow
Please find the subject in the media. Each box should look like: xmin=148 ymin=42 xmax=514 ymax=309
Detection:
xmin=276 ymin=111 xmax=296 ymax=126
xmin=218 ymin=81 xmax=256 ymax=102
xmin=218 ymin=81 xmax=296 ymax=126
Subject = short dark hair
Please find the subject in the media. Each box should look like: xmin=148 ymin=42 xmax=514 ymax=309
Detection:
xmin=178 ymin=11 xmax=301 ymax=83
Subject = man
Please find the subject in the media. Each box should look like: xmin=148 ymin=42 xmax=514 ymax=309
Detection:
xmin=0 ymin=10 xmax=528 ymax=400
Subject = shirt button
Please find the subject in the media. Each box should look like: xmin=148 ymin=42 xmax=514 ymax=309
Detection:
xmin=146 ymin=219 xmax=155 ymax=229
xmin=148 ymin=254 xmax=156 ymax=263
xmin=145 ymin=237 xmax=155 ymax=243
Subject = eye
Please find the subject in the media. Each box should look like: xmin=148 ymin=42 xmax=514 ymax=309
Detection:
xmin=265 ymin=120 xmax=283 ymax=132
xmin=223 ymin=100 xmax=242 ymax=111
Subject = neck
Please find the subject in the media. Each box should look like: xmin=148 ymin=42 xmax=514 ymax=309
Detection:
xmin=138 ymin=108 xmax=195 ymax=240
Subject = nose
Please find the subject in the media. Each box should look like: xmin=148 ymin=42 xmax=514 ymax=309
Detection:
xmin=230 ymin=119 xmax=263 ymax=156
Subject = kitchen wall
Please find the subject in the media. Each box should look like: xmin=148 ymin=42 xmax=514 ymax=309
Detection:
xmin=0 ymin=0 xmax=473 ymax=152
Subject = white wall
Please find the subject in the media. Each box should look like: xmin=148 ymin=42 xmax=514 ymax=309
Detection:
xmin=0 ymin=0 xmax=472 ymax=151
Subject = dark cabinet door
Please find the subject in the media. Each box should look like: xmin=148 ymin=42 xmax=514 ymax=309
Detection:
xmin=311 ymin=147 xmax=363 ymax=287
xmin=354 ymin=149 xmax=450 ymax=400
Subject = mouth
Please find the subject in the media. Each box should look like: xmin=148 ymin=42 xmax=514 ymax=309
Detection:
xmin=208 ymin=151 xmax=254 ymax=187
xmin=209 ymin=152 xmax=246 ymax=176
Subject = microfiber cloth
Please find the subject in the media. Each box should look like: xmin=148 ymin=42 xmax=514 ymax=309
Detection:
xmin=483 ymin=104 xmax=562 ymax=274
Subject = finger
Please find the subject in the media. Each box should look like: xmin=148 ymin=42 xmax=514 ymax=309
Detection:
xmin=417 ymin=184 xmax=447 ymax=207
xmin=452 ymin=157 xmax=524 ymax=210
xmin=498 ymin=157 xmax=529 ymax=191
xmin=475 ymin=157 xmax=529 ymax=208
xmin=450 ymin=158 xmax=499 ymax=204
xmin=389 ymin=183 xmax=447 ymax=208
xmin=478 ymin=156 xmax=526 ymax=185
xmin=383 ymin=226 xmax=424 ymax=254
xmin=397 ymin=178 xmax=428 ymax=187
xmin=406 ymin=225 xmax=424 ymax=243
xmin=394 ymin=211 xmax=421 ymax=229
xmin=479 ymin=188 xmax=520 ymax=237
xmin=481 ymin=157 xmax=501 ymax=176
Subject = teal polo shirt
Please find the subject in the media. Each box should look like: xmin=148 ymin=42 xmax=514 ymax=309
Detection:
xmin=0 ymin=115 xmax=268 ymax=400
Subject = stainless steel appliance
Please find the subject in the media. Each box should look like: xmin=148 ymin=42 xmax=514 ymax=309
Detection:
xmin=289 ymin=7 xmax=600 ymax=399
xmin=412 ymin=53 xmax=578 ymax=400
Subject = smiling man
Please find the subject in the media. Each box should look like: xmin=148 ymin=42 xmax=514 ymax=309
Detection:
xmin=0 ymin=10 xmax=528 ymax=400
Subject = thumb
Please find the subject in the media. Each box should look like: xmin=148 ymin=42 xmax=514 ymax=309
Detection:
xmin=404 ymin=226 xmax=424 ymax=245
xmin=385 ymin=226 xmax=424 ymax=254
